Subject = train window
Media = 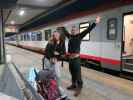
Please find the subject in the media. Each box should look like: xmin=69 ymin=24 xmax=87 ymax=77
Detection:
xmin=80 ymin=23 xmax=89 ymax=28
xmin=26 ymin=33 xmax=30 ymax=41
xmin=80 ymin=22 xmax=90 ymax=40
xmin=107 ymin=18 xmax=117 ymax=40
xmin=28 ymin=32 xmax=32 ymax=41
xmin=45 ymin=29 xmax=51 ymax=41
xmin=10 ymin=35 xmax=16 ymax=41
xmin=24 ymin=34 xmax=27 ymax=41
xmin=25 ymin=33 xmax=27 ymax=41
xmin=21 ymin=34 xmax=23 ymax=41
xmin=31 ymin=32 xmax=37 ymax=41
xmin=37 ymin=31 xmax=42 ymax=41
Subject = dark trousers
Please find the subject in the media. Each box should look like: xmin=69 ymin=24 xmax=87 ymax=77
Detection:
xmin=69 ymin=57 xmax=83 ymax=88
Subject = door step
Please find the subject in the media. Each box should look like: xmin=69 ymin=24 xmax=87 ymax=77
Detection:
xmin=122 ymin=68 xmax=133 ymax=73
xmin=123 ymin=62 xmax=133 ymax=73
xmin=125 ymin=63 xmax=133 ymax=66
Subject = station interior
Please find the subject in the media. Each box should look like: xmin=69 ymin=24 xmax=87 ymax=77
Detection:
xmin=0 ymin=0 xmax=133 ymax=100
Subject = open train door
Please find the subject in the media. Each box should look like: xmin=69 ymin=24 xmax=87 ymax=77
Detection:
xmin=122 ymin=12 xmax=133 ymax=73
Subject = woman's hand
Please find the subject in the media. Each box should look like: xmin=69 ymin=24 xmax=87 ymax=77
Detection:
xmin=54 ymin=51 xmax=60 ymax=55
xmin=96 ymin=16 xmax=101 ymax=24
xmin=50 ymin=58 xmax=57 ymax=64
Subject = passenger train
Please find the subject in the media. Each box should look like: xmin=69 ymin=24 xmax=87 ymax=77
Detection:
xmin=7 ymin=3 xmax=133 ymax=73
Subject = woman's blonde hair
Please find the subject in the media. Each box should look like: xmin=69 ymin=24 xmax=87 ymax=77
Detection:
xmin=48 ymin=36 xmax=54 ymax=44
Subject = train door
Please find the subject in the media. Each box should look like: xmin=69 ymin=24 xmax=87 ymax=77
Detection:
xmin=122 ymin=13 xmax=133 ymax=73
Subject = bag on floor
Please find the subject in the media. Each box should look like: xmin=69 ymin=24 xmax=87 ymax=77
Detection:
xmin=27 ymin=67 xmax=39 ymax=90
xmin=35 ymin=69 xmax=61 ymax=100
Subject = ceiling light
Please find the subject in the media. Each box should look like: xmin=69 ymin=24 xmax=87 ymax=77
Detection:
xmin=19 ymin=10 xmax=25 ymax=16
xmin=11 ymin=21 xmax=15 ymax=25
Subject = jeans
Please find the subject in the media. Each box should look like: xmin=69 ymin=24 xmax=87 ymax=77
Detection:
xmin=69 ymin=57 xmax=83 ymax=88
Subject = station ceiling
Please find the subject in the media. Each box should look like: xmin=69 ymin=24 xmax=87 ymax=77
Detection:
xmin=3 ymin=0 xmax=132 ymax=32
xmin=5 ymin=0 xmax=70 ymax=25
xmin=0 ymin=0 xmax=17 ymax=9
xmin=19 ymin=0 xmax=119 ymax=31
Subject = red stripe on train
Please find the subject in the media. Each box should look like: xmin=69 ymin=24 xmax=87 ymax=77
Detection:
xmin=9 ymin=43 xmax=121 ymax=65
xmin=79 ymin=54 xmax=121 ymax=65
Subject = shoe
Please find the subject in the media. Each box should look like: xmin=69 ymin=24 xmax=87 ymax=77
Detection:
xmin=74 ymin=87 xmax=82 ymax=97
xmin=67 ymin=85 xmax=76 ymax=90
xmin=60 ymin=96 xmax=70 ymax=100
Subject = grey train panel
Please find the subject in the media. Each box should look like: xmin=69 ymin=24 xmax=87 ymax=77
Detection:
xmin=101 ymin=62 xmax=121 ymax=71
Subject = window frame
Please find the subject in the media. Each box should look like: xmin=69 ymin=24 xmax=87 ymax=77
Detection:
xmin=31 ymin=32 xmax=37 ymax=41
xmin=79 ymin=22 xmax=90 ymax=41
xmin=107 ymin=18 xmax=117 ymax=40
xmin=44 ymin=29 xmax=51 ymax=41
xmin=36 ymin=31 xmax=42 ymax=41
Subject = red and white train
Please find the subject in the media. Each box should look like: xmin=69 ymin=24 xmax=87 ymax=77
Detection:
xmin=7 ymin=2 xmax=133 ymax=73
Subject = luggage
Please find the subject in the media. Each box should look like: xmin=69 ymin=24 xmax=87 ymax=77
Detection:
xmin=36 ymin=79 xmax=60 ymax=100
xmin=34 ymin=57 xmax=70 ymax=100
xmin=35 ymin=69 xmax=61 ymax=100
xmin=27 ymin=67 xmax=39 ymax=90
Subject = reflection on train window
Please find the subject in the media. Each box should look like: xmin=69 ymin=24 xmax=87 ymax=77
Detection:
xmin=24 ymin=34 xmax=27 ymax=41
xmin=80 ymin=28 xmax=87 ymax=33
xmin=80 ymin=23 xmax=89 ymax=28
xmin=45 ymin=29 xmax=51 ymax=41
xmin=21 ymin=34 xmax=23 ymax=41
xmin=107 ymin=18 xmax=117 ymax=40
xmin=80 ymin=22 xmax=90 ymax=40
xmin=10 ymin=35 xmax=16 ymax=41
xmin=31 ymin=32 xmax=37 ymax=41
xmin=26 ymin=33 xmax=31 ymax=41
xmin=37 ymin=31 xmax=42 ymax=41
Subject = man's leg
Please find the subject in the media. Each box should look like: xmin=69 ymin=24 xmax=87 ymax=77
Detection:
xmin=76 ymin=57 xmax=83 ymax=88
xmin=73 ymin=57 xmax=83 ymax=96
xmin=67 ymin=59 xmax=76 ymax=90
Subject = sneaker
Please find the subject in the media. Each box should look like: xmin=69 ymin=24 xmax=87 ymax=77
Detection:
xmin=74 ymin=87 xmax=82 ymax=97
xmin=60 ymin=96 xmax=70 ymax=100
xmin=67 ymin=85 xmax=76 ymax=90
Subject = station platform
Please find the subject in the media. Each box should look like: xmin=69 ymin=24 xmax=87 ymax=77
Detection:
xmin=6 ymin=45 xmax=133 ymax=100
xmin=0 ymin=92 xmax=18 ymax=100
xmin=0 ymin=64 xmax=24 ymax=100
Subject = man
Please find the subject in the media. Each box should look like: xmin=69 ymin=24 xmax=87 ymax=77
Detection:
xmin=63 ymin=16 xmax=101 ymax=96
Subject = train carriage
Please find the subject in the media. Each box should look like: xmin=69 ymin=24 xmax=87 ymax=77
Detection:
xmin=7 ymin=3 xmax=133 ymax=73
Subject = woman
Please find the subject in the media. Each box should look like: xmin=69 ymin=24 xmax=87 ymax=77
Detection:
xmin=43 ymin=31 xmax=67 ymax=99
